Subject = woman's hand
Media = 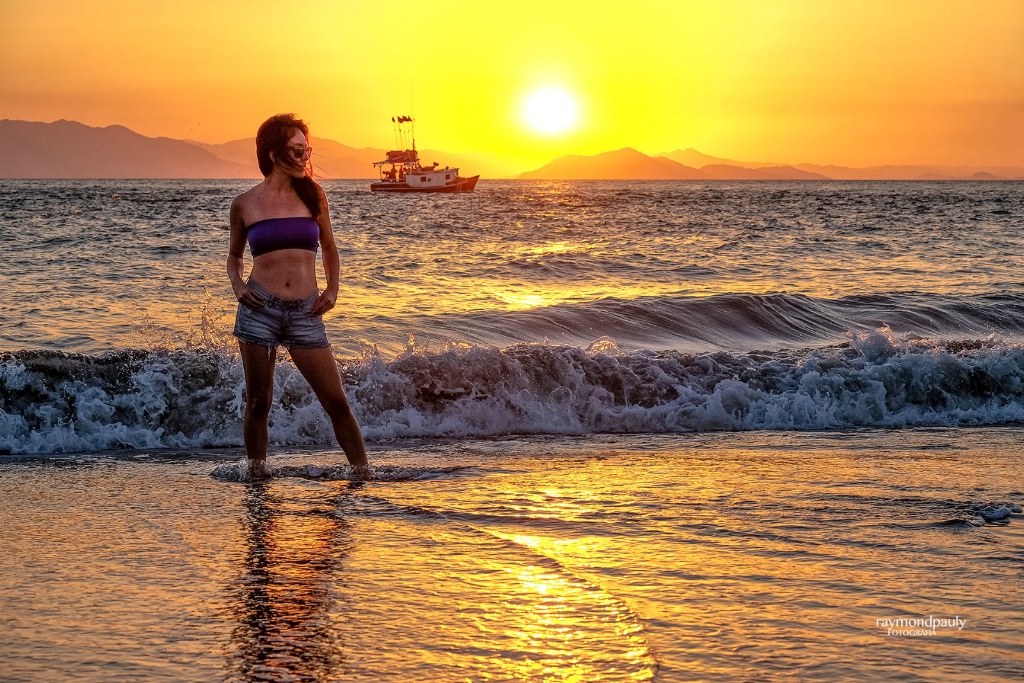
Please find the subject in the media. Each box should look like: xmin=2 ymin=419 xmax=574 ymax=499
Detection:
xmin=233 ymin=280 xmax=265 ymax=309
xmin=310 ymin=288 xmax=337 ymax=316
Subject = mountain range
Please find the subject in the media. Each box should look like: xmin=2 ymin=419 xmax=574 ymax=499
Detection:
xmin=518 ymin=148 xmax=831 ymax=180
xmin=2 ymin=119 xmax=1022 ymax=181
xmin=521 ymin=147 xmax=1024 ymax=180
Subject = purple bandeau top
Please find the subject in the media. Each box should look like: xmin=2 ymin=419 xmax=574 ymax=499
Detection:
xmin=246 ymin=216 xmax=320 ymax=257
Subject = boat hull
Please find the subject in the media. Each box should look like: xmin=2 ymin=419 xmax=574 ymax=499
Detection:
xmin=371 ymin=175 xmax=479 ymax=193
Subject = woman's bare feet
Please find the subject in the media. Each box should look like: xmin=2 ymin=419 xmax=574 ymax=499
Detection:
xmin=241 ymin=458 xmax=273 ymax=481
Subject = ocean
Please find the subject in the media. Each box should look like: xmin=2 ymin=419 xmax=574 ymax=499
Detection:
xmin=1 ymin=179 xmax=1023 ymax=681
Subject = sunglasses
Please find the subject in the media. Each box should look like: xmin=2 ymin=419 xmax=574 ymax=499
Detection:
xmin=287 ymin=145 xmax=313 ymax=160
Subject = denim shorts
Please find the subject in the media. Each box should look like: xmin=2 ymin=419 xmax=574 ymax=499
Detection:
xmin=232 ymin=280 xmax=329 ymax=349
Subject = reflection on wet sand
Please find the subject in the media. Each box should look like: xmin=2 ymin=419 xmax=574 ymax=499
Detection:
xmin=229 ymin=482 xmax=357 ymax=683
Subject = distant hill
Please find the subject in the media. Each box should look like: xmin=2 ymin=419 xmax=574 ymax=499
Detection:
xmin=1 ymin=119 xmax=499 ymax=180
xmin=790 ymin=162 xmax=1022 ymax=180
xmin=519 ymin=149 xmax=829 ymax=180
xmin=519 ymin=148 xmax=707 ymax=180
xmin=699 ymin=164 xmax=828 ymax=180
xmin=660 ymin=148 xmax=772 ymax=170
xmin=0 ymin=119 xmax=253 ymax=178
xmin=659 ymin=147 xmax=1024 ymax=181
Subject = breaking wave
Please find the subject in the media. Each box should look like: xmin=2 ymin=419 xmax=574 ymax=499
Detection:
xmin=3 ymin=326 xmax=1024 ymax=454
xmin=408 ymin=291 xmax=1024 ymax=353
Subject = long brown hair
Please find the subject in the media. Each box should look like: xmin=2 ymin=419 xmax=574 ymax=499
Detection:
xmin=255 ymin=114 xmax=322 ymax=219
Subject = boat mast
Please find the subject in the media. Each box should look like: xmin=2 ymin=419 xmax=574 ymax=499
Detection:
xmin=392 ymin=115 xmax=416 ymax=152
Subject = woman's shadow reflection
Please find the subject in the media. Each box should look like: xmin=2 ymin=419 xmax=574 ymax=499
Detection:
xmin=230 ymin=480 xmax=362 ymax=682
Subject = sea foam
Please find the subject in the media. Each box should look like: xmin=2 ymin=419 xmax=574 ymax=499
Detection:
xmin=3 ymin=329 xmax=1024 ymax=454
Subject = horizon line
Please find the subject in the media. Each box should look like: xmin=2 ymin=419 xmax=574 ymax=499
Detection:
xmin=3 ymin=118 xmax=1023 ymax=179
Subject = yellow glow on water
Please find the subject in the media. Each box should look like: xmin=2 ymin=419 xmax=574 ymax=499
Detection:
xmin=516 ymin=566 xmax=559 ymax=596
xmin=519 ymin=241 xmax=585 ymax=258
xmin=492 ymin=291 xmax=554 ymax=310
xmin=18 ymin=433 xmax=1020 ymax=681
xmin=510 ymin=534 xmax=543 ymax=548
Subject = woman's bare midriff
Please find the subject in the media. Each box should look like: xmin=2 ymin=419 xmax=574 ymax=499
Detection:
xmin=249 ymin=249 xmax=320 ymax=298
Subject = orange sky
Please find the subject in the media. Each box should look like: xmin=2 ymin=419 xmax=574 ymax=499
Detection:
xmin=1 ymin=0 xmax=1021 ymax=173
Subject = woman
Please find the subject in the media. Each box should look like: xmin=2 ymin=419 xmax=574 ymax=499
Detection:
xmin=227 ymin=113 xmax=368 ymax=478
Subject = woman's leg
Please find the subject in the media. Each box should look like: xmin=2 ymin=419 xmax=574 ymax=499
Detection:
xmin=239 ymin=341 xmax=278 ymax=464
xmin=289 ymin=345 xmax=369 ymax=468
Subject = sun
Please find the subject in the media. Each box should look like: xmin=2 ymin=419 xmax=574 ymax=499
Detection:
xmin=522 ymin=86 xmax=579 ymax=136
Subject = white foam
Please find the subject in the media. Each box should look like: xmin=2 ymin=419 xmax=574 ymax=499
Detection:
xmin=5 ymin=332 xmax=1024 ymax=454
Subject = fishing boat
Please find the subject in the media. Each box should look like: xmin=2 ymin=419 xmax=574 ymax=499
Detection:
xmin=370 ymin=116 xmax=479 ymax=193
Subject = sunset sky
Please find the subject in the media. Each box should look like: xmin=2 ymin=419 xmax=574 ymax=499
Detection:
xmin=1 ymin=0 xmax=1022 ymax=173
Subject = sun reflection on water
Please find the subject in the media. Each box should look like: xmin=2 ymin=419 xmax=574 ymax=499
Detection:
xmin=486 ymin=560 xmax=656 ymax=682
xmin=323 ymin=476 xmax=660 ymax=681
xmin=492 ymin=291 xmax=554 ymax=309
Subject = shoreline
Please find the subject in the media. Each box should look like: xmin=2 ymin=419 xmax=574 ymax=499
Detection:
xmin=3 ymin=430 xmax=1023 ymax=681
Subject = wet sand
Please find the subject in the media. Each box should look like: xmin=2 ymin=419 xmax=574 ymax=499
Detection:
xmin=2 ymin=430 xmax=1023 ymax=682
